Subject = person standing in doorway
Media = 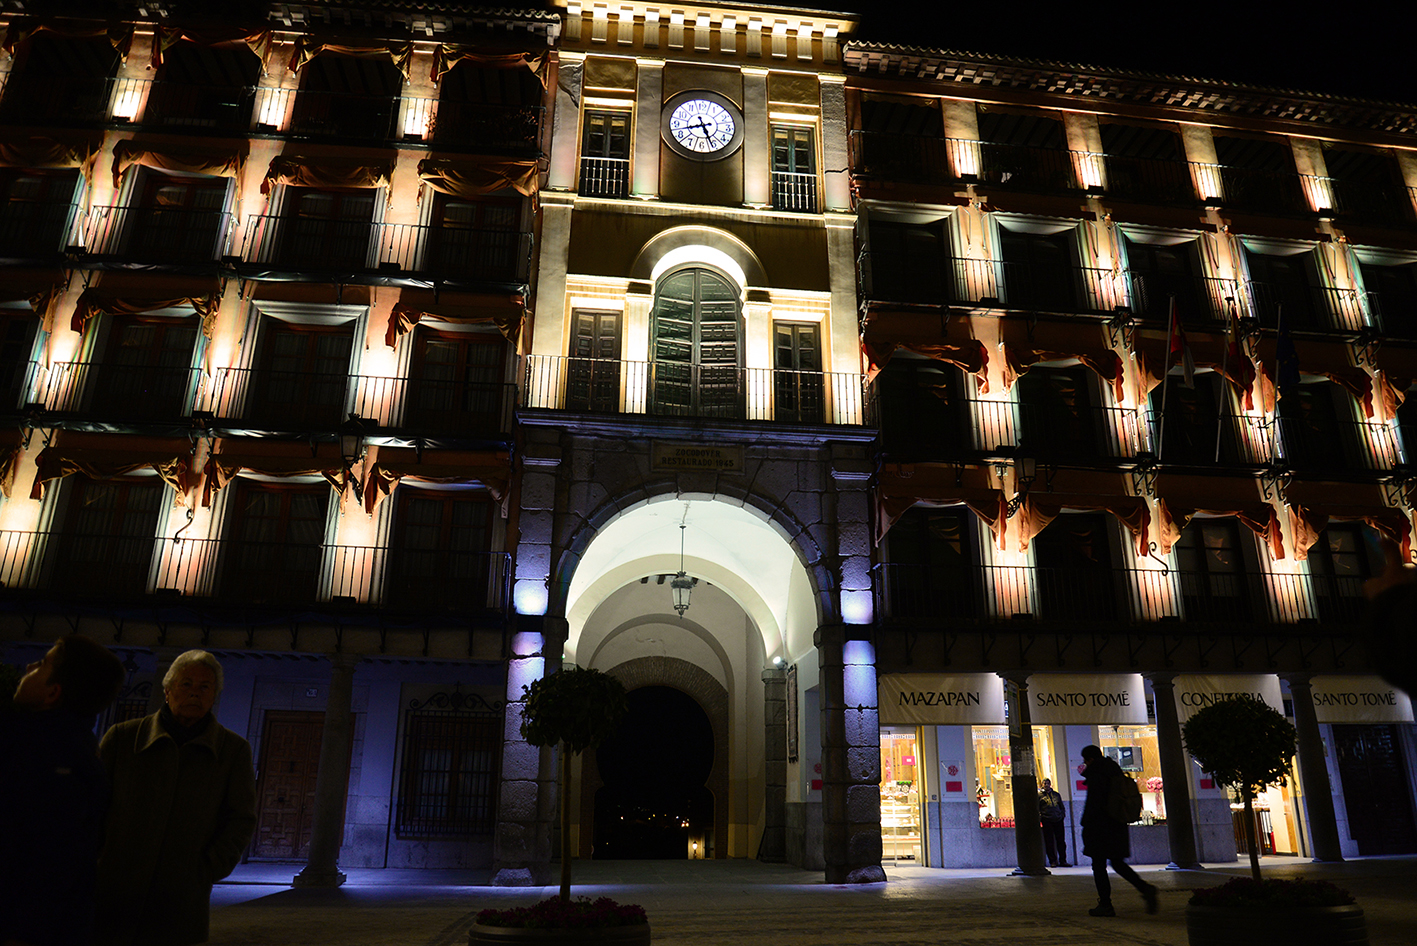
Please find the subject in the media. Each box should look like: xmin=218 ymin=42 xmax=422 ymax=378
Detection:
xmin=1038 ymin=777 xmax=1069 ymax=867
xmin=1079 ymin=744 xmax=1157 ymax=917
xmin=95 ymin=650 xmax=256 ymax=946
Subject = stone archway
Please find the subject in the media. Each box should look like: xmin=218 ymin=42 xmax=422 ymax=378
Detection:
xmin=579 ymin=656 xmax=730 ymax=859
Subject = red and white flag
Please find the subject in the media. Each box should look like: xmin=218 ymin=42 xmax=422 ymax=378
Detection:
xmin=1168 ymin=297 xmax=1195 ymax=389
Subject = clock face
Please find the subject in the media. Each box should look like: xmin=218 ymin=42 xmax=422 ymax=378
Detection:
xmin=661 ymin=92 xmax=744 ymax=161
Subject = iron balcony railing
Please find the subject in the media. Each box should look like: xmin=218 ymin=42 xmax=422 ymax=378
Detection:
xmin=522 ymin=355 xmax=868 ymax=426
xmin=771 ymin=171 xmax=818 ymax=213
xmin=137 ymin=78 xmax=256 ymax=132
xmin=203 ymin=367 xmax=517 ymax=436
xmin=1273 ymin=414 xmax=1401 ymax=474
xmin=1126 ymin=273 xmax=1240 ymax=324
xmin=377 ymin=222 xmax=531 ymax=283
xmin=1195 ymin=162 xmax=1310 ymax=216
xmin=1366 ymin=289 xmax=1417 ymax=340
xmin=974 ymin=140 xmax=1084 ymax=194
xmin=240 ymin=214 xmax=379 ymax=272
xmin=0 ymin=200 xmax=83 ymax=259
xmin=0 ymin=74 xmax=110 ymax=125
xmin=849 ymin=131 xmax=954 ymax=184
xmin=84 ymin=205 xmax=234 ymax=264
xmin=0 ymin=530 xmax=511 ymax=614
xmin=1299 ymin=173 xmax=1417 ymax=229
xmin=35 ymin=361 xmax=201 ymax=422
xmin=423 ymin=100 xmax=543 ymax=153
xmin=579 ymin=156 xmax=630 ymax=199
xmin=862 ymin=253 xmax=1127 ymax=314
xmin=1101 ymin=154 xmax=1196 ymax=204
xmin=849 ymin=132 xmax=1093 ymax=197
xmin=873 ymin=562 xmax=1369 ymax=626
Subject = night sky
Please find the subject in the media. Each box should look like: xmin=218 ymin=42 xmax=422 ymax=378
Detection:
xmin=823 ymin=2 xmax=1417 ymax=107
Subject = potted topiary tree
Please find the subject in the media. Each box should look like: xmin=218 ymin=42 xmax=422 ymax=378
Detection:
xmin=1180 ymin=695 xmax=1367 ymax=946
xmin=470 ymin=665 xmax=649 ymax=946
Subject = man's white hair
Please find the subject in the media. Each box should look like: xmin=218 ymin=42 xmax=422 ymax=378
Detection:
xmin=163 ymin=650 xmax=224 ymax=696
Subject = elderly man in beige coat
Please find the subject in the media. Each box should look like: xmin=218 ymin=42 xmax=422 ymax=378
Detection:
xmin=95 ymin=650 xmax=256 ymax=946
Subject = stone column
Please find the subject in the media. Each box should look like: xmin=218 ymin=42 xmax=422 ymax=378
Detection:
xmin=1283 ymin=674 xmax=1344 ymax=862
xmin=1147 ymin=673 xmax=1202 ymax=869
xmin=492 ymin=625 xmax=553 ymax=885
xmin=293 ymin=653 xmax=359 ymax=887
xmin=817 ymin=625 xmax=885 ymax=884
xmin=632 ymin=60 xmax=664 ymax=198
xmin=1000 ymin=672 xmax=1048 ymax=876
xmin=742 ymin=68 xmax=770 ymax=208
xmin=760 ymin=667 xmax=787 ymax=862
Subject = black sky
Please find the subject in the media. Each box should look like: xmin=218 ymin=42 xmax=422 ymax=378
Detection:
xmin=823 ymin=3 xmax=1417 ymax=107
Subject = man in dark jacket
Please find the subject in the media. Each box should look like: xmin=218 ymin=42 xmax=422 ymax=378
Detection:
xmin=1 ymin=636 xmax=124 ymax=946
xmin=1080 ymin=744 xmax=1157 ymax=917
xmin=1037 ymin=778 xmax=1069 ymax=867
xmin=95 ymin=650 xmax=256 ymax=946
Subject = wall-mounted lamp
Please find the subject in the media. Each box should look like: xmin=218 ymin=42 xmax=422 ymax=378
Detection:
xmin=340 ymin=413 xmax=371 ymax=502
xmin=994 ymin=450 xmax=1037 ymax=518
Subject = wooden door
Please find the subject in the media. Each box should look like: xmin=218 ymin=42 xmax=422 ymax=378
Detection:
xmin=253 ymin=711 xmax=325 ymax=859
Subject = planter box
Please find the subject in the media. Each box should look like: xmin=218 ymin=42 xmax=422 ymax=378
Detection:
xmin=470 ymin=923 xmax=652 ymax=946
xmin=1186 ymin=903 xmax=1366 ymax=946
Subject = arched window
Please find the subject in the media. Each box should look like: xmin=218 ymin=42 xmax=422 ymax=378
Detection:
xmin=650 ymin=267 xmax=742 ymax=416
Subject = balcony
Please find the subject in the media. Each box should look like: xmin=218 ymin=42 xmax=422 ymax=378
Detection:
xmin=849 ymin=132 xmax=1086 ymax=197
xmin=0 ymin=530 xmax=511 ymax=614
xmin=1198 ymin=163 xmax=1310 ymax=216
xmin=139 ymin=78 xmax=255 ymax=133
xmin=85 ymin=205 xmax=233 ymax=266
xmin=1300 ymin=174 xmax=1417 ymax=229
xmin=873 ymin=562 xmax=1368 ymax=626
xmin=1274 ymin=414 xmax=1399 ymax=474
xmin=522 ymin=356 xmax=867 ymax=426
xmin=240 ymin=214 xmax=376 ymax=274
xmin=1127 ymin=272 xmax=1239 ymax=324
xmin=862 ymin=253 xmax=1126 ymax=313
xmin=771 ymin=170 xmax=818 ymax=213
xmin=1102 ymin=154 xmax=1196 ymax=204
xmin=849 ymin=131 xmax=953 ymax=184
xmin=426 ymin=100 xmax=543 ymax=154
xmin=0 ymin=74 xmax=110 ymax=126
xmin=205 ymin=368 xmax=517 ymax=437
xmin=579 ymin=156 xmax=630 ymax=199
xmin=287 ymin=88 xmax=399 ymax=142
xmin=378 ymin=223 xmax=530 ymax=285
xmin=37 ymin=361 xmax=200 ymax=423
xmin=0 ymin=200 xmax=79 ymax=260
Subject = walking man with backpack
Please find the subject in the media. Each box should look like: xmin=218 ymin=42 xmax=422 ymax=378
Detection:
xmin=1079 ymin=744 xmax=1158 ymax=917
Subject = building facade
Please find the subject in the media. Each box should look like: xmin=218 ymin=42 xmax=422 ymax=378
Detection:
xmin=1 ymin=0 xmax=1414 ymax=887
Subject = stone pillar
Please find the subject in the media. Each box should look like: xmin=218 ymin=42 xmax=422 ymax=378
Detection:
xmin=760 ymin=667 xmax=787 ymax=862
xmin=492 ymin=625 xmax=553 ymax=886
xmin=1000 ymin=672 xmax=1048 ymax=876
xmin=742 ymin=68 xmax=770 ymax=207
xmin=1147 ymin=673 xmax=1202 ymax=869
xmin=293 ymin=653 xmax=359 ymax=887
xmin=1283 ymin=674 xmax=1345 ymax=862
xmin=547 ymin=52 xmax=584 ymax=192
xmin=632 ymin=60 xmax=664 ymax=198
xmin=817 ymin=625 xmax=885 ymax=884
xmin=819 ymin=75 xmax=849 ymax=213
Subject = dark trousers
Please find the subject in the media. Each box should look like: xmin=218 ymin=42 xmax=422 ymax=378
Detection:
xmin=1092 ymin=855 xmax=1147 ymax=903
xmin=1041 ymin=820 xmax=1067 ymax=865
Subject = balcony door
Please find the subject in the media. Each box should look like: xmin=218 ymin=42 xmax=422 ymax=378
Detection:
xmin=386 ymin=489 xmax=495 ymax=611
xmin=281 ymin=188 xmax=376 ymax=271
xmin=566 ymin=309 xmax=621 ymax=413
xmin=1033 ymin=513 xmax=1115 ymax=622
xmin=650 ymin=268 xmax=742 ymax=417
xmin=428 ymin=196 xmax=519 ymax=281
xmin=92 ymin=314 xmax=199 ymax=422
xmin=0 ymin=170 xmax=78 ymax=258
xmin=249 ymin=321 xmax=353 ymax=429
xmin=1175 ymin=519 xmax=1250 ymax=622
xmin=52 ymin=477 xmax=164 ymax=597
xmin=580 ymin=110 xmax=631 ymax=198
xmin=773 ymin=321 xmax=822 ymax=423
xmin=129 ymin=174 xmax=230 ymax=263
xmin=222 ymin=482 xmax=328 ymax=604
xmin=406 ymin=329 xmax=505 ymax=435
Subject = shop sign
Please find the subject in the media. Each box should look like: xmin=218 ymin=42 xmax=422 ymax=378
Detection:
xmin=1027 ymin=673 xmax=1148 ymax=724
xmin=878 ymin=673 xmax=1005 ymax=725
xmin=1173 ymin=674 xmax=1283 ymax=723
xmin=651 ymin=441 xmax=743 ymax=472
xmin=1308 ymin=676 xmax=1414 ymax=723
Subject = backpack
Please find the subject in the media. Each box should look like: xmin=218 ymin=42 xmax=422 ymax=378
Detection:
xmin=1106 ymin=771 xmax=1144 ymax=824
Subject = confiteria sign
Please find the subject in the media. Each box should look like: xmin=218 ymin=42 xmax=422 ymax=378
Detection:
xmin=1173 ymin=674 xmax=1284 ymax=723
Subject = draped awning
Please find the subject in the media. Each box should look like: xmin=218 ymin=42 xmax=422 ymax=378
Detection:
xmin=1016 ymin=470 xmax=1150 ymax=556
xmin=0 ymin=130 xmax=102 ymax=178
xmin=860 ymin=309 xmax=989 ymax=391
xmin=385 ymin=288 xmax=525 ymax=349
xmin=2 ymin=19 xmax=133 ymax=61
xmin=1153 ymin=473 xmax=1279 ymax=558
xmin=112 ymin=139 xmax=247 ymax=188
xmin=999 ymin=319 xmax=1122 ymax=397
xmin=288 ymin=37 xmax=413 ymax=79
xmin=1251 ymin=336 xmax=1371 ymax=415
xmin=1135 ymin=327 xmax=1257 ymax=408
xmin=202 ymin=452 xmax=348 ymax=506
xmin=417 ymin=156 xmax=538 ymax=199
xmin=152 ymin=26 xmax=272 ymax=72
xmin=30 ymin=446 xmax=194 ymax=501
xmin=874 ymin=463 xmax=1004 ymax=546
xmin=71 ymin=285 xmax=221 ymax=337
xmin=262 ymin=153 xmax=397 ymax=195
xmin=1284 ymin=481 xmax=1413 ymax=561
xmin=362 ymin=448 xmax=512 ymax=515
xmin=430 ymin=47 xmax=549 ymax=84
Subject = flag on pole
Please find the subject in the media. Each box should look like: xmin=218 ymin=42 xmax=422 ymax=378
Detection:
xmin=1168 ymin=297 xmax=1195 ymax=389
xmin=1227 ymin=309 xmax=1255 ymax=409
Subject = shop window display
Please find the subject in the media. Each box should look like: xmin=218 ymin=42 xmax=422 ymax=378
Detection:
xmin=1097 ymin=724 xmax=1163 ymax=823
xmin=879 ymin=728 xmax=920 ymax=860
xmin=971 ymin=725 xmax=1056 ymax=827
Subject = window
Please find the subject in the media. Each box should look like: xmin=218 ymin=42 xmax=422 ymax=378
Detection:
xmin=406 ymin=329 xmax=505 ymax=435
xmin=772 ymin=321 xmax=822 ymax=423
xmin=1100 ymin=123 xmax=1191 ymax=203
xmin=145 ymin=41 xmax=260 ymax=132
xmin=89 ymin=313 xmax=200 ymax=422
xmin=426 ymin=195 xmax=520 ymax=282
xmin=434 ymin=59 xmax=543 ymax=153
xmin=222 ymin=482 xmax=328 ymax=604
xmin=1150 ymin=374 xmax=1233 ymax=466
xmin=855 ymin=95 xmax=945 ymax=181
xmin=279 ymin=188 xmax=377 ymax=271
xmin=396 ymin=708 xmax=500 ymax=837
xmin=1308 ymin=524 xmax=1375 ymax=624
xmin=771 ymin=125 xmax=817 ymax=212
xmin=1244 ymin=248 xmax=1320 ymax=329
xmin=879 ymin=729 xmax=920 ymax=860
xmin=1275 ymin=381 xmax=1348 ymax=472
xmin=971 ymin=725 xmax=1052 ymax=827
xmin=875 ymin=358 xmax=965 ymax=459
xmin=977 ymin=110 xmax=1074 ymax=194
xmin=1033 ymin=513 xmax=1116 ymax=622
xmin=0 ymin=170 xmax=79 ymax=257
xmin=650 ymin=268 xmax=741 ymax=416
xmin=0 ymin=34 xmax=118 ymax=125
xmin=1122 ymin=234 xmax=1208 ymax=323
xmin=998 ymin=226 xmax=1077 ymax=311
xmin=91 ymin=173 xmax=230 ymax=263
xmin=1097 ymin=725 xmax=1162 ymax=822
xmin=865 ymin=219 xmax=946 ymax=304
xmin=565 ymin=309 xmax=621 ymax=412
xmin=883 ymin=507 xmax=974 ymax=619
xmin=51 ymin=477 xmax=164 ymax=597
xmin=248 ymin=320 xmax=353 ymax=428
xmin=291 ymin=53 xmax=401 ymax=141
xmin=1212 ymin=135 xmax=1306 ymax=215
xmin=580 ymin=109 xmax=632 ymax=198
xmin=1017 ymin=366 xmax=1099 ymax=463
xmin=1175 ymin=519 xmax=1250 ymax=622
xmin=386 ymin=489 xmax=497 ymax=611
xmin=1359 ymin=259 xmax=1417 ymax=339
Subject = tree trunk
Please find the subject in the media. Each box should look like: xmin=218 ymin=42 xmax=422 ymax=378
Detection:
xmin=560 ymin=742 xmax=572 ymax=902
xmin=1243 ymin=794 xmax=1261 ymax=881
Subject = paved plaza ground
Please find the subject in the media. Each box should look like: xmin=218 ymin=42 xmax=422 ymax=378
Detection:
xmin=212 ymin=855 xmax=1417 ymax=946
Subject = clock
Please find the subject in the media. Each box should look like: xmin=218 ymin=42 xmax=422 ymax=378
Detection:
xmin=661 ymin=91 xmax=744 ymax=161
